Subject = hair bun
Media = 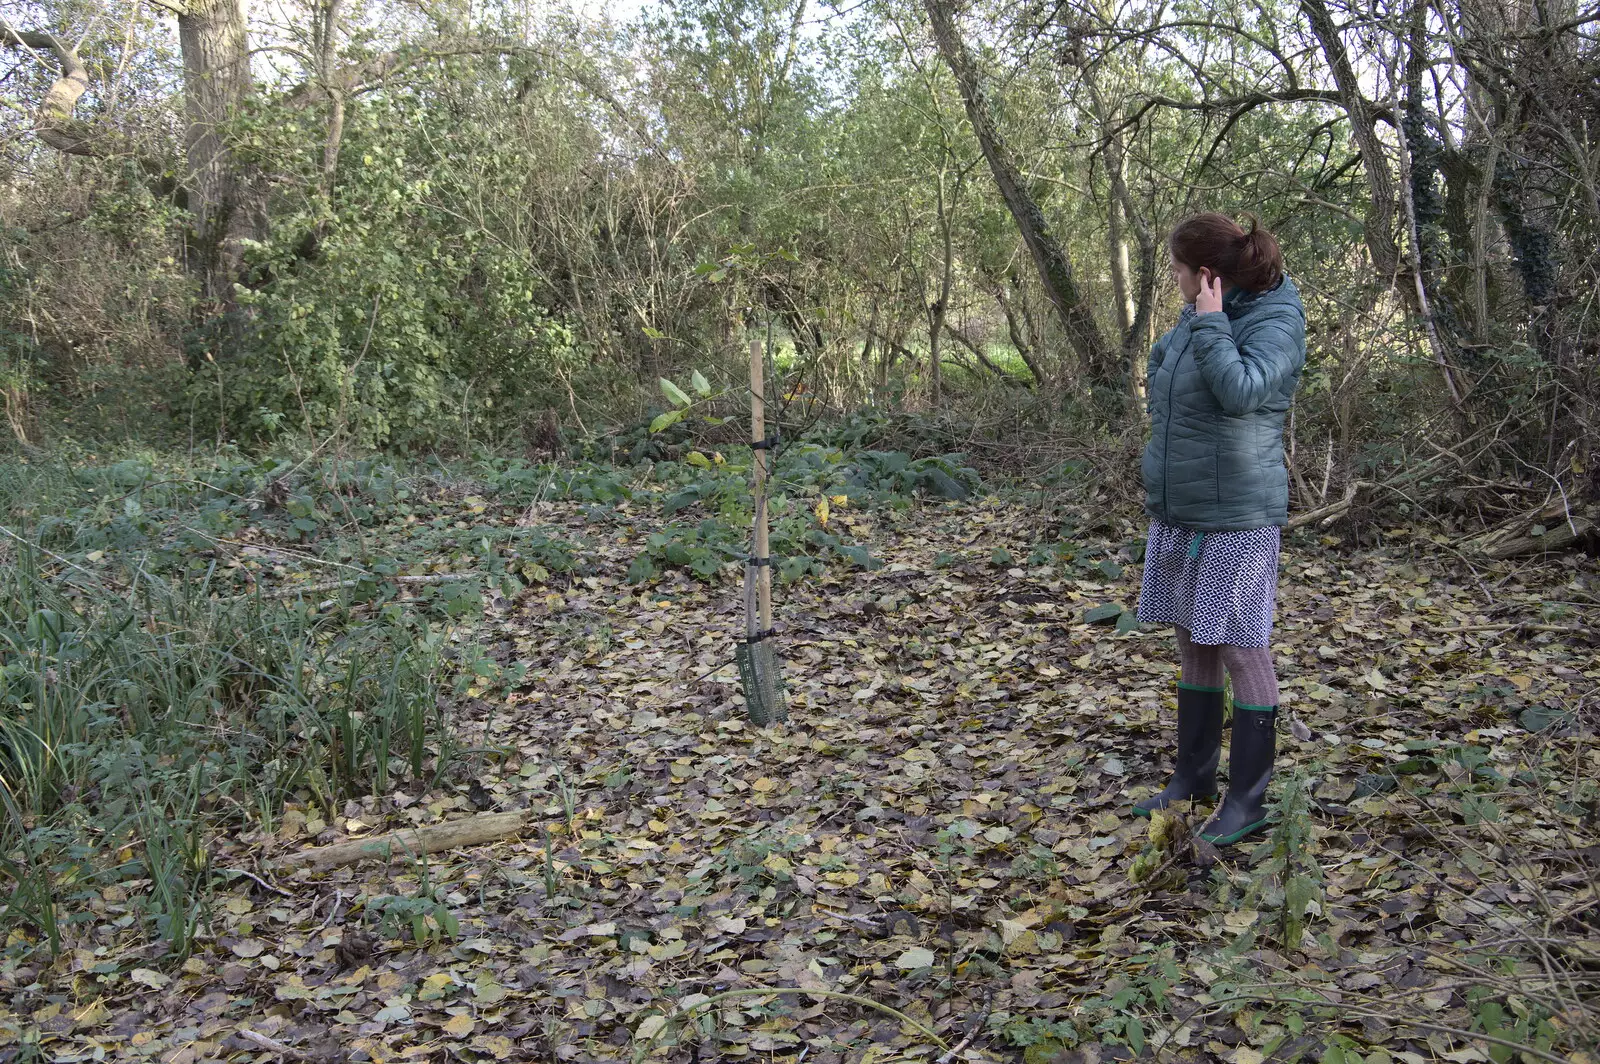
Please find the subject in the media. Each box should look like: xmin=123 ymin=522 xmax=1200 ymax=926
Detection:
xmin=1169 ymin=211 xmax=1285 ymax=292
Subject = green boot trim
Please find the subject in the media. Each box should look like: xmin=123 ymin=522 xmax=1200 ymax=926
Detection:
xmin=1199 ymin=814 xmax=1271 ymax=845
xmin=1233 ymin=703 xmax=1276 ymax=713
xmin=1178 ymin=682 xmax=1224 ymax=693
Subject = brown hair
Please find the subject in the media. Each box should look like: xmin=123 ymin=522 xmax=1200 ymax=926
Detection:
xmin=1168 ymin=212 xmax=1284 ymax=292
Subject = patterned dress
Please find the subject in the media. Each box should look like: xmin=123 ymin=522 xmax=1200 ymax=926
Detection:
xmin=1136 ymin=519 xmax=1280 ymax=647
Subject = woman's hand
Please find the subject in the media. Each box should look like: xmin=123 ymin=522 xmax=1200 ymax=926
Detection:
xmin=1196 ymin=268 xmax=1225 ymax=314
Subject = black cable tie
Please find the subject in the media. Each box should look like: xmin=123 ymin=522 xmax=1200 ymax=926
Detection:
xmin=742 ymin=627 xmax=778 ymax=644
xmin=751 ymin=431 xmax=781 ymax=451
xmin=746 ymin=556 xmax=774 ymax=567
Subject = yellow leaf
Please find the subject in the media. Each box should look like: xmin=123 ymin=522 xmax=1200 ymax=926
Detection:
xmin=815 ymin=496 xmax=830 ymax=527
xmin=476 ymin=1034 xmax=516 ymax=1059
xmin=751 ymin=777 xmax=776 ymax=793
xmin=419 ymin=972 xmax=455 ymax=1000
xmin=73 ymin=999 xmax=112 ymax=1026
xmin=831 ymin=494 xmax=848 ymax=507
xmin=131 ymin=960 xmax=170 ymax=985
xmin=442 ymin=1013 xmax=474 ymax=1038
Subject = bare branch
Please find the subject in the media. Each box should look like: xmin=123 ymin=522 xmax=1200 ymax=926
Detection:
xmin=0 ymin=21 xmax=107 ymax=156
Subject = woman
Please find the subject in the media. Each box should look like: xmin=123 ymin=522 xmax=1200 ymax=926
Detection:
xmin=1132 ymin=212 xmax=1306 ymax=846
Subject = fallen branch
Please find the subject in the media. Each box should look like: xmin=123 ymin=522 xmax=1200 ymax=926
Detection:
xmin=1288 ymin=421 xmax=1513 ymax=531
xmin=270 ymin=811 xmax=530 ymax=873
xmin=236 ymin=1030 xmax=313 ymax=1061
xmin=1459 ymin=502 xmax=1596 ymax=559
xmin=1287 ymin=476 xmax=1386 ymax=530
xmin=225 ymin=572 xmax=479 ymax=601
xmin=1429 ymin=622 xmax=1589 ymax=636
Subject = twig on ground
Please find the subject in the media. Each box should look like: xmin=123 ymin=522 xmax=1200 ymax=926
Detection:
xmin=935 ymin=988 xmax=994 ymax=1063
xmin=218 ymin=866 xmax=293 ymax=898
xmin=316 ymin=890 xmax=345 ymax=932
xmin=236 ymin=1029 xmax=312 ymax=1060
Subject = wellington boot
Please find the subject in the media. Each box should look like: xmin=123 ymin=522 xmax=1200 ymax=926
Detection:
xmin=1133 ymin=685 xmax=1223 ymax=818
xmin=1199 ymin=705 xmax=1277 ymax=845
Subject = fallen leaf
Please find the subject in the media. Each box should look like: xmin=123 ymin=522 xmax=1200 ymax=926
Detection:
xmin=896 ymin=947 xmax=935 ymax=969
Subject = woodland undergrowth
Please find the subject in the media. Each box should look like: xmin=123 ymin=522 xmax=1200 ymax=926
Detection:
xmin=0 ymin=427 xmax=1593 ymax=1064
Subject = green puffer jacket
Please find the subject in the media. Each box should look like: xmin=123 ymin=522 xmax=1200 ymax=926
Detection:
xmin=1142 ymin=276 xmax=1306 ymax=531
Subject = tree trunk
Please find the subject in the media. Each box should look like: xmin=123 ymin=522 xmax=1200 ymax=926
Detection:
xmin=1103 ymin=121 xmax=1157 ymax=404
xmin=928 ymin=164 xmax=960 ymax=407
xmin=1106 ymin=150 xmax=1135 ymax=338
xmin=178 ymin=0 xmax=264 ymax=306
xmin=922 ymin=0 xmax=1116 ymax=398
xmin=1301 ymin=0 xmax=1401 ymax=279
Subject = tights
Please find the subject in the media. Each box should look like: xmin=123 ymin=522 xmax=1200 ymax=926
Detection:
xmin=1176 ymin=625 xmax=1280 ymax=707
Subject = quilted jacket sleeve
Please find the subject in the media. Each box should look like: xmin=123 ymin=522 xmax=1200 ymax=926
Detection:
xmin=1187 ymin=305 xmax=1305 ymax=416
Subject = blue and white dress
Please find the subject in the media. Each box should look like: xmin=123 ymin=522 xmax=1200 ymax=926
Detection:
xmin=1137 ymin=519 xmax=1280 ymax=647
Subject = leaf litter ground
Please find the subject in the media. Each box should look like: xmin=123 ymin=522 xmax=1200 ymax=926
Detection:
xmin=11 ymin=491 xmax=1598 ymax=1064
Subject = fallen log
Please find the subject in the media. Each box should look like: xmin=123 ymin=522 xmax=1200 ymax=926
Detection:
xmin=270 ymin=811 xmax=530 ymax=873
xmin=1459 ymin=501 xmax=1597 ymax=559
xmin=1475 ymin=516 xmax=1593 ymax=559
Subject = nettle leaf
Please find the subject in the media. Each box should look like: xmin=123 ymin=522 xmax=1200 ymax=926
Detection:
xmin=626 ymin=553 xmax=656 ymax=584
xmin=835 ymin=543 xmax=883 ymax=570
